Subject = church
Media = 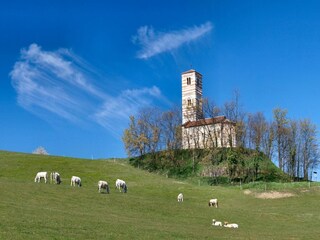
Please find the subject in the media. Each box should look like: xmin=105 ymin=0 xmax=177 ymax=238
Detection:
xmin=181 ymin=69 xmax=236 ymax=149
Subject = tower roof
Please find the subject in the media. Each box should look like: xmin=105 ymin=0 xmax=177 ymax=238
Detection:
xmin=182 ymin=69 xmax=202 ymax=76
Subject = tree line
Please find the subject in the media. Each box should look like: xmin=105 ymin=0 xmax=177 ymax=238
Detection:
xmin=122 ymin=91 xmax=319 ymax=181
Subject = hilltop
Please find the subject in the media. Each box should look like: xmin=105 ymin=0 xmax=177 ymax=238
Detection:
xmin=128 ymin=148 xmax=289 ymax=184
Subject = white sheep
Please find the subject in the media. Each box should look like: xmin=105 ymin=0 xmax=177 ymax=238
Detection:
xmin=224 ymin=222 xmax=239 ymax=228
xmin=34 ymin=172 xmax=48 ymax=183
xmin=70 ymin=176 xmax=82 ymax=187
xmin=177 ymin=193 xmax=183 ymax=202
xmin=212 ymin=219 xmax=222 ymax=226
xmin=98 ymin=180 xmax=109 ymax=193
xmin=208 ymin=198 xmax=218 ymax=208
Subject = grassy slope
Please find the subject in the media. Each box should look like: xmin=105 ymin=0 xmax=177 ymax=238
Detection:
xmin=0 ymin=151 xmax=319 ymax=240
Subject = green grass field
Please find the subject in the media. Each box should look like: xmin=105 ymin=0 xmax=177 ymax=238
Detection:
xmin=0 ymin=151 xmax=319 ymax=239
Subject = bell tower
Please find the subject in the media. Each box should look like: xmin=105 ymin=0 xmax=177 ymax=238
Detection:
xmin=181 ymin=69 xmax=203 ymax=124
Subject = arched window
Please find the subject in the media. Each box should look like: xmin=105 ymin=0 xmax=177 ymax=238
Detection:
xmin=187 ymin=99 xmax=192 ymax=106
xmin=187 ymin=77 xmax=191 ymax=85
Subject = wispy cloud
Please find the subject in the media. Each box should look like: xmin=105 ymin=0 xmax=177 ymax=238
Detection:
xmin=10 ymin=43 xmax=167 ymax=136
xmin=93 ymin=86 xmax=163 ymax=130
xmin=132 ymin=22 xmax=213 ymax=59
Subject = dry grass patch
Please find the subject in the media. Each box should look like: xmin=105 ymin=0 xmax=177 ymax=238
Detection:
xmin=243 ymin=189 xmax=252 ymax=195
xmin=256 ymin=191 xmax=295 ymax=199
xmin=243 ymin=189 xmax=295 ymax=199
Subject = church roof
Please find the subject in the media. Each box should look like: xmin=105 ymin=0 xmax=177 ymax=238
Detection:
xmin=182 ymin=116 xmax=235 ymax=128
xmin=182 ymin=69 xmax=202 ymax=76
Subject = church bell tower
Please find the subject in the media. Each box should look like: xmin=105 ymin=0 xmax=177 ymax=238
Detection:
xmin=181 ymin=69 xmax=203 ymax=124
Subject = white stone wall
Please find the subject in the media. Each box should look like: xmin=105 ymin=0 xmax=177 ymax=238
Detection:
xmin=182 ymin=123 xmax=236 ymax=149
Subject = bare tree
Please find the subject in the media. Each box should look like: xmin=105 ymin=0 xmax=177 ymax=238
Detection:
xmin=161 ymin=106 xmax=182 ymax=150
xmin=138 ymin=108 xmax=161 ymax=154
xmin=122 ymin=116 xmax=146 ymax=157
xmin=261 ymin=121 xmax=275 ymax=161
xmin=299 ymin=119 xmax=318 ymax=180
xmin=222 ymin=90 xmax=246 ymax=148
xmin=273 ymin=108 xmax=289 ymax=171
xmin=123 ymin=107 xmax=182 ymax=157
xmin=247 ymin=112 xmax=268 ymax=151
xmin=286 ymin=120 xmax=298 ymax=179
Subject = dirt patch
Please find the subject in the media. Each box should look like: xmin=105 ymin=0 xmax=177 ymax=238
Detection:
xmin=243 ymin=190 xmax=295 ymax=199
xmin=243 ymin=189 xmax=252 ymax=195
xmin=256 ymin=191 xmax=295 ymax=199
xmin=300 ymin=189 xmax=310 ymax=193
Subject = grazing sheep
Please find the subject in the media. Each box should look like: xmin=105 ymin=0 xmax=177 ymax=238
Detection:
xmin=115 ymin=179 xmax=127 ymax=193
xmin=98 ymin=180 xmax=110 ymax=193
xmin=34 ymin=172 xmax=48 ymax=183
xmin=212 ymin=219 xmax=222 ymax=226
xmin=50 ymin=172 xmax=61 ymax=184
xmin=208 ymin=198 xmax=218 ymax=208
xmin=177 ymin=193 xmax=184 ymax=202
xmin=70 ymin=176 xmax=82 ymax=187
xmin=224 ymin=222 xmax=239 ymax=228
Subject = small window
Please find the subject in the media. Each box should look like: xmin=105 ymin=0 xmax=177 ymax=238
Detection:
xmin=187 ymin=99 xmax=192 ymax=106
xmin=187 ymin=77 xmax=191 ymax=85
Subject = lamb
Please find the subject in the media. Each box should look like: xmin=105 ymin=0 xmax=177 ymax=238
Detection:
xmin=212 ymin=219 xmax=222 ymax=227
xmin=115 ymin=179 xmax=127 ymax=193
xmin=224 ymin=222 xmax=239 ymax=228
xmin=34 ymin=172 xmax=48 ymax=183
xmin=50 ymin=172 xmax=61 ymax=184
xmin=208 ymin=198 xmax=218 ymax=208
xmin=177 ymin=193 xmax=184 ymax=202
xmin=70 ymin=176 xmax=82 ymax=187
xmin=98 ymin=180 xmax=110 ymax=193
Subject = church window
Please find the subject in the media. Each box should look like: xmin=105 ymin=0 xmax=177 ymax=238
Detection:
xmin=187 ymin=77 xmax=191 ymax=85
xmin=187 ymin=99 xmax=192 ymax=106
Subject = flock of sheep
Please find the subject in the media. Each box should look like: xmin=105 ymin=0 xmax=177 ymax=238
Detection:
xmin=35 ymin=171 xmax=238 ymax=229
xmin=34 ymin=171 xmax=127 ymax=193
xmin=212 ymin=219 xmax=239 ymax=228
xmin=177 ymin=193 xmax=239 ymax=229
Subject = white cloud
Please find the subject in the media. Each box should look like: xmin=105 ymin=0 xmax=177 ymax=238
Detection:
xmin=133 ymin=22 xmax=213 ymax=59
xmin=10 ymin=44 xmax=167 ymax=136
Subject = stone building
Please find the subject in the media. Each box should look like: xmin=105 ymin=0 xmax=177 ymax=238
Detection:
xmin=181 ymin=69 xmax=236 ymax=149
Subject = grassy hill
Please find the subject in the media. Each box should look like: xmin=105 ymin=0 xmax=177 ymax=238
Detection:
xmin=0 ymin=150 xmax=320 ymax=239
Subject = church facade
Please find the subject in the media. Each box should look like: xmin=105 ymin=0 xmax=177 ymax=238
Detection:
xmin=181 ymin=69 xmax=236 ymax=149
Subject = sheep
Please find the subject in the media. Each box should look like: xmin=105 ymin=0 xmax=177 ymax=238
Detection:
xmin=70 ymin=176 xmax=82 ymax=187
xmin=177 ymin=193 xmax=184 ymax=202
xmin=50 ymin=172 xmax=61 ymax=184
xmin=208 ymin=198 xmax=218 ymax=208
xmin=115 ymin=179 xmax=127 ymax=193
xmin=98 ymin=180 xmax=110 ymax=193
xmin=224 ymin=222 xmax=239 ymax=228
xmin=34 ymin=172 xmax=48 ymax=183
xmin=212 ymin=219 xmax=222 ymax=226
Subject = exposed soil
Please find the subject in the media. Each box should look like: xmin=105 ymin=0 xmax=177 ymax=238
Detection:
xmin=243 ymin=189 xmax=295 ymax=199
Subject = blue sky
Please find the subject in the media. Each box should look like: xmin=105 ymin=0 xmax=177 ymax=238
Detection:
xmin=1 ymin=0 xmax=320 ymax=159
